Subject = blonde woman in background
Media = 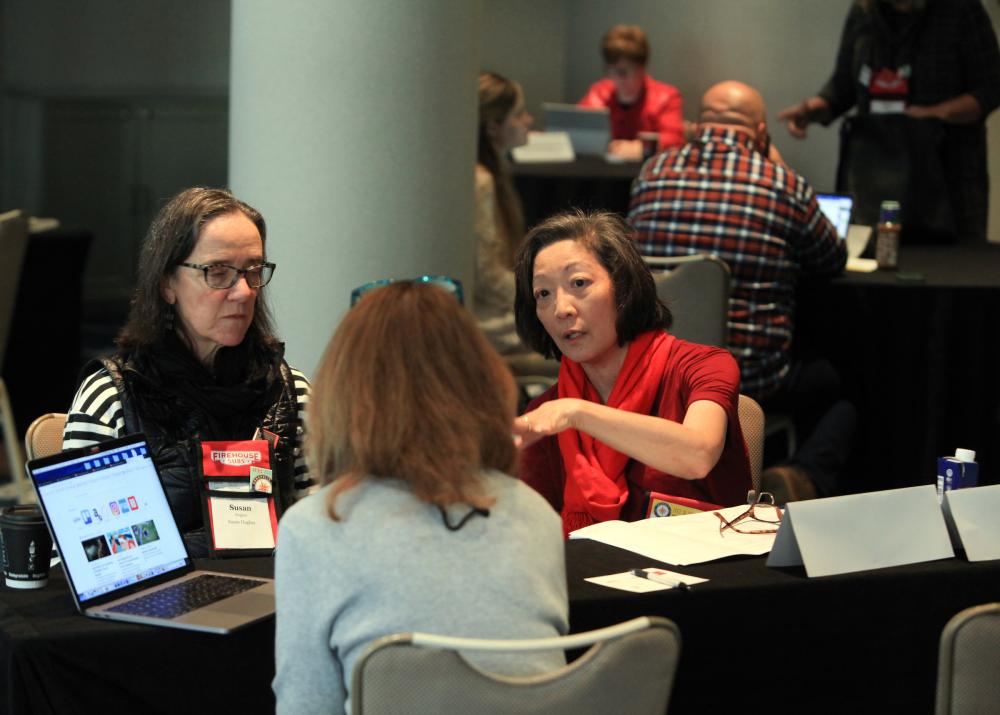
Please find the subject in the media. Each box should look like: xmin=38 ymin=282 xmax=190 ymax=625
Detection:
xmin=475 ymin=73 xmax=550 ymax=367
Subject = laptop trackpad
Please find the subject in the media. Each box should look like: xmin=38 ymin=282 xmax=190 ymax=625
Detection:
xmin=212 ymin=591 xmax=274 ymax=616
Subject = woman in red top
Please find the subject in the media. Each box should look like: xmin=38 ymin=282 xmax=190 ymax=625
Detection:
xmin=512 ymin=211 xmax=751 ymax=535
xmin=578 ymin=25 xmax=686 ymax=159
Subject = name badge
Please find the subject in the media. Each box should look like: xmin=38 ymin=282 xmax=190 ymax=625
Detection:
xmin=867 ymin=65 xmax=910 ymax=115
xmin=206 ymin=495 xmax=277 ymax=550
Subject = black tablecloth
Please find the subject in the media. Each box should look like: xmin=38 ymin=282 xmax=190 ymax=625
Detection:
xmin=796 ymin=245 xmax=1000 ymax=493
xmin=512 ymin=157 xmax=641 ymax=229
xmin=4 ymin=541 xmax=999 ymax=714
xmin=568 ymin=539 xmax=1000 ymax=714
xmin=0 ymin=558 xmax=274 ymax=715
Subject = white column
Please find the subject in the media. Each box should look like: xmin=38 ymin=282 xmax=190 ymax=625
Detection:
xmin=230 ymin=1 xmax=481 ymax=374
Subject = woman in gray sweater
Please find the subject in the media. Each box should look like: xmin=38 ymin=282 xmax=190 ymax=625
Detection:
xmin=273 ymin=280 xmax=569 ymax=714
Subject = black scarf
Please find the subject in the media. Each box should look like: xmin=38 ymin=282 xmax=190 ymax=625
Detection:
xmin=122 ymin=332 xmax=284 ymax=441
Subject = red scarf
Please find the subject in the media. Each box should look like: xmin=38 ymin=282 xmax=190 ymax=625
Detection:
xmin=558 ymin=330 xmax=673 ymax=534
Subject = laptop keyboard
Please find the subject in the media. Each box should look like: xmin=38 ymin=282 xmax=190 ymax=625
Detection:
xmin=107 ymin=574 xmax=266 ymax=619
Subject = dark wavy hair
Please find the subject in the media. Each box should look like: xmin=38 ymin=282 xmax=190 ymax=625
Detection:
xmin=513 ymin=210 xmax=672 ymax=360
xmin=116 ymin=187 xmax=278 ymax=353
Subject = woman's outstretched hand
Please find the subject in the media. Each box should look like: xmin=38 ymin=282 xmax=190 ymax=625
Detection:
xmin=512 ymin=398 xmax=583 ymax=449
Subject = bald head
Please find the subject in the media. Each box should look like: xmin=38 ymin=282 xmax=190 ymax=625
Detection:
xmin=699 ymin=81 xmax=767 ymax=133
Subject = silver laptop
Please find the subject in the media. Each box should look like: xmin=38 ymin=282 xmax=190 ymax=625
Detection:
xmin=28 ymin=434 xmax=275 ymax=634
xmin=542 ymin=102 xmax=610 ymax=156
xmin=816 ymin=193 xmax=853 ymax=240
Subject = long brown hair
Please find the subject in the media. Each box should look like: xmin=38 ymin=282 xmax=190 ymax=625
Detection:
xmin=117 ymin=187 xmax=278 ymax=352
xmin=478 ymin=71 xmax=527 ymax=269
xmin=308 ymin=282 xmax=519 ymax=520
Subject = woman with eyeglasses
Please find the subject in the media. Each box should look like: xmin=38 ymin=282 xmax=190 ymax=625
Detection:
xmin=513 ymin=210 xmax=752 ymax=535
xmin=273 ymin=281 xmax=567 ymax=714
xmin=63 ymin=187 xmax=310 ymax=556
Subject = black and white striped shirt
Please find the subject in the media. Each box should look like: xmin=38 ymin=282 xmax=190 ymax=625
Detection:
xmin=63 ymin=366 xmax=313 ymax=496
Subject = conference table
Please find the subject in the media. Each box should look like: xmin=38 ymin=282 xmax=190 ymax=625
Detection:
xmin=795 ymin=244 xmax=1000 ymax=493
xmin=512 ymin=156 xmax=641 ymax=229
xmin=3 ymin=539 xmax=997 ymax=714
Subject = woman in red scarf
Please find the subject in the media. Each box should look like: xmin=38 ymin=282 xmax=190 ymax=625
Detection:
xmin=512 ymin=211 xmax=751 ymax=535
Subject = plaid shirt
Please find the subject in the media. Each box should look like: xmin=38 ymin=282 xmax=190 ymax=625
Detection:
xmin=628 ymin=126 xmax=846 ymax=399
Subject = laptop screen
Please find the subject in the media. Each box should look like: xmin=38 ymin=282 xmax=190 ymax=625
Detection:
xmin=31 ymin=436 xmax=191 ymax=604
xmin=542 ymin=103 xmax=610 ymax=156
xmin=815 ymin=193 xmax=853 ymax=239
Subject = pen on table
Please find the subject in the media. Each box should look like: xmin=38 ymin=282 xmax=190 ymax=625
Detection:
xmin=630 ymin=568 xmax=690 ymax=591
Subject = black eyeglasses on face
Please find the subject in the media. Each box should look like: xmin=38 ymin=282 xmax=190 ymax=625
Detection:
xmin=179 ymin=262 xmax=276 ymax=289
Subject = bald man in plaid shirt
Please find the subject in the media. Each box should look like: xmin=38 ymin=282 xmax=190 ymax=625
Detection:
xmin=628 ymin=80 xmax=855 ymax=504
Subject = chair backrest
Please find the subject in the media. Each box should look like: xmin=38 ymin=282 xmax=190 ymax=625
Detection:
xmin=0 ymin=210 xmax=30 ymax=363
xmin=24 ymin=413 xmax=68 ymax=461
xmin=737 ymin=394 xmax=764 ymax=494
xmin=646 ymin=254 xmax=730 ymax=348
xmin=351 ymin=616 xmax=681 ymax=715
xmin=936 ymin=603 xmax=1000 ymax=715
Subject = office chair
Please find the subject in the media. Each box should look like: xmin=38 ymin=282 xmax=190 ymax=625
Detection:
xmin=25 ymin=413 xmax=68 ymax=462
xmin=936 ymin=603 xmax=1000 ymax=715
xmin=645 ymin=254 xmax=730 ymax=348
xmin=351 ymin=616 xmax=681 ymax=715
xmin=737 ymin=395 xmax=765 ymax=494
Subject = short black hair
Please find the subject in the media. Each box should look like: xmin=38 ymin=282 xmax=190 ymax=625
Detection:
xmin=513 ymin=210 xmax=672 ymax=359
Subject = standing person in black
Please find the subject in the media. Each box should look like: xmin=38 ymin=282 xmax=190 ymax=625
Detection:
xmin=778 ymin=0 xmax=1000 ymax=243
xmin=63 ymin=187 xmax=311 ymax=556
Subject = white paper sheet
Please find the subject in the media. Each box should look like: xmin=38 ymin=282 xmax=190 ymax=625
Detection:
xmin=846 ymin=257 xmax=878 ymax=272
xmin=585 ymin=569 xmax=708 ymax=592
xmin=511 ymin=131 xmax=575 ymax=163
xmin=570 ymin=505 xmax=779 ymax=566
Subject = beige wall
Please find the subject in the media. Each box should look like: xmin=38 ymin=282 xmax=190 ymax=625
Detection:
xmin=480 ymin=0 xmax=570 ymax=124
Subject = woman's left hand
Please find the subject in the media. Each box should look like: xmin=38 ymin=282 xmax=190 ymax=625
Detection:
xmin=513 ymin=398 xmax=584 ymax=449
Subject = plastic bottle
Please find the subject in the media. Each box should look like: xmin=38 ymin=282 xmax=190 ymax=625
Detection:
xmin=875 ymin=200 xmax=901 ymax=270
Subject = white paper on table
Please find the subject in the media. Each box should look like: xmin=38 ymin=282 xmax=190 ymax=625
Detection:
xmin=767 ymin=485 xmax=954 ymax=577
xmin=208 ymin=496 xmax=276 ymax=550
xmin=942 ymin=485 xmax=1000 ymax=562
xmin=511 ymin=131 xmax=575 ymax=163
xmin=570 ymin=505 xmax=779 ymax=566
xmin=846 ymin=257 xmax=878 ymax=272
xmin=585 ymin=569 xmax=708 ymax=593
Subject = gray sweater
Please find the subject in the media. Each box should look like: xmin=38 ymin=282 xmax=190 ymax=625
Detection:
xmin=273 ymin=470 xmax=569 ymax=714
